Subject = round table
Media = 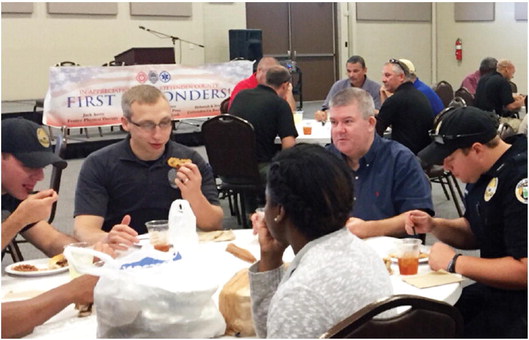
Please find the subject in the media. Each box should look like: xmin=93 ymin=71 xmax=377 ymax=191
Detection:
xmin=1 ymin=230 xmax=463 ymax=338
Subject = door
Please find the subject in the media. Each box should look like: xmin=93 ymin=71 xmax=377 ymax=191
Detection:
xmin=246 ymin=2 xmax=338 ymax=102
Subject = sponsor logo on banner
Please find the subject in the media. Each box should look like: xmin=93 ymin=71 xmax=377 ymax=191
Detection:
xmin=136 ymin=71 xmax=147 ymax=83
xmin=160 ymin=71 xmax=171 ymax=83
xmin=148 ymin=71 xmax=159 ymax=84
xmin=42 ymin=61 xmax=252 ymax=128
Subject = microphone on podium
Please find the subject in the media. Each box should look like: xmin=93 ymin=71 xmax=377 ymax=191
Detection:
xmin=139 ymin=26 xmax=148 ymax=31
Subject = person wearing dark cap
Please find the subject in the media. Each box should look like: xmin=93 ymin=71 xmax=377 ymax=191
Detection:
xmin=405 ymin=106 xmax=527 ymax=338
xmin=1 ymin=118 xmax=77 ymax=255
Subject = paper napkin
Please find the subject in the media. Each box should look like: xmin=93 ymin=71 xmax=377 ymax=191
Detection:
xmin=198 ymin=229 xmax=236 ymax=242
xmin=402 ymin=270 xmax=464 ymax=288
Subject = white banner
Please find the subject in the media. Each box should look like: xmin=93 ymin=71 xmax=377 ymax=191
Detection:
xmin=43 ymin=60 xmax=253 ymax=128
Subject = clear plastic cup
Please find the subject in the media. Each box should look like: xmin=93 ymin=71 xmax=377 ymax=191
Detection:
xmin=303 ymin=121 xmax=312 ymax=135
xmin=397 ymin=238 xmax=421 ymax=275
xmin=64 ymin=242 xmax=92 ymax=279
xmin=145 ymin=220 xmax=170 ymax=252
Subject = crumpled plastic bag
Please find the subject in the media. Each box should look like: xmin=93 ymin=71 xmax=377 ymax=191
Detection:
xmin=65 ymin=246 xmax=226 ymax=338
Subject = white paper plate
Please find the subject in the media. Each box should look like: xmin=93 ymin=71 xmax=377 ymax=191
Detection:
xmin=5 ymin=258 xmax=68 ymax=277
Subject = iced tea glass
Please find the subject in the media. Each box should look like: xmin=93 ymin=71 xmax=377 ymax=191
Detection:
xmin=397 ymin=238 xmax=421 ymax=275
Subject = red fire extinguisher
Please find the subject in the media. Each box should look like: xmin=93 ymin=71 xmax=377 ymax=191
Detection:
xmin=455 ymin=38 xmax=462 ymax=61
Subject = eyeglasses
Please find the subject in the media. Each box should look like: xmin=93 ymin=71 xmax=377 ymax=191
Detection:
xmin=428 ymin=129 xmax=486 ymax=145
xmin=389 ymin=58 xmax=409 ymax=75
xmin=127 ymin=118 xmax=173 ymax=131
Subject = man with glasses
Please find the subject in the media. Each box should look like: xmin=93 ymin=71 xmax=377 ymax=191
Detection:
xmin=376 ymin=59 xmax=433 ymax=155
xmin=406 ymin=106 xmax=527 ymax=338
xmin=74 ymin=85 xmax=223 ymax=250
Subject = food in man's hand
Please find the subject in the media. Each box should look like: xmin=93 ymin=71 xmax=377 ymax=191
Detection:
xmin=48 ymin=253 xmax=68 ymax=269
xmin=76 ymin=303 xmax=93 ymax=317
xmin=383 ymin=257 xmax=393 ymax=275
xmin=12 ymin=264 xmax=39 ymax=272
xmin=167 ymin=157 xmax=192 ymax=168
xmin=226 ymin=243 xmax=257 ymax=264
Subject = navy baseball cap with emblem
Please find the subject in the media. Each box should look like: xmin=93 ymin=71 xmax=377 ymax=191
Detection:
xmin=418 ymin=106 xmax=499 ymax=166
xmin=2 ymin=118 xmax=67 ymax=169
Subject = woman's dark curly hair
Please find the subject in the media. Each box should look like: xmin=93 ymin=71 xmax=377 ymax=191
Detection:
xmin=266 ymin=143 xmax=354 ymax=241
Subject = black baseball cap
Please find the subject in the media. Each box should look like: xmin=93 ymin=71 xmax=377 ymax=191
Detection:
xmin=2 ymin=118 xmax=67 ymax=169
xmin=418 ymin=107 xmax=499 ymax=166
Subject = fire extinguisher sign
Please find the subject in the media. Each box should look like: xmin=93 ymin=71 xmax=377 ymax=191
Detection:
xmin=455 ymin=38 xmax=462 ymax=61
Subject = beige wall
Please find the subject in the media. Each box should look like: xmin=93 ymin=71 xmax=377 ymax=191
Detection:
xmin=1 ymin=2 xmax=246 ymax=100
xmin=343 ymin=2 xmax=527 ymax=94
xmin=436 ymin=2 xmax=527 ymax=94
xmin=1 ymin=2 xmax=527 ymax=101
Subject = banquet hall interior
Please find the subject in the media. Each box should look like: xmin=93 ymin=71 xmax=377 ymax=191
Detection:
xmin=1 ymin=2 xmax=527 ymax=267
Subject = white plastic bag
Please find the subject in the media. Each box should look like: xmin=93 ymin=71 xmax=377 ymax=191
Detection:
xmin=168 ymin=199 xmax=199 ymax=254
xmin=64 ymin=247 xmax=226 ymax=338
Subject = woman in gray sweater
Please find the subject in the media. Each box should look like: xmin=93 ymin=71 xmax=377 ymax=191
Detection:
xmin=249 ymin=143 xmax=393 ymax=338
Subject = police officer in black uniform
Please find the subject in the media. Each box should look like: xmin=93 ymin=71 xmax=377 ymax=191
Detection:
xmin=405 ymin=106 xmax=527 ymax=338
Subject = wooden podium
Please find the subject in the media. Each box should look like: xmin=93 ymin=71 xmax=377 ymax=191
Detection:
xmin=114 ymin=47 xmax=175 ymax=65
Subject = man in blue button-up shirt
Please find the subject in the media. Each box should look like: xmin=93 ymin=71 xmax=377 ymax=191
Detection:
xmin=326 ymin=87 xmax=433 ymax=238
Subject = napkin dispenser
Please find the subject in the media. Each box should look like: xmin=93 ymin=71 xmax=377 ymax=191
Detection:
xmin=168 ymin=199 xmax=198 ymax=254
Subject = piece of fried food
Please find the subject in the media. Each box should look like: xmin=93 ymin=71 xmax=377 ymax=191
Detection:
xmin=167 ymin=157 xmax=192 ymax=168
xmin=48 ymin=253 xmax=68 ymax=269
xmin=383 ymin=257 xmax=393 ymax=275
xmin=12 ymin=264 xmax=39 ymax=272
xmin=226 ymin=243 xmax=257 ymax=264
xmin=76 ymin=303 xmax=93 ymax=317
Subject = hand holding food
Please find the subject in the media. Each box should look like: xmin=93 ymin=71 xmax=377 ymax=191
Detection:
xmin=314 ymin=110 xmax=327 ymax=122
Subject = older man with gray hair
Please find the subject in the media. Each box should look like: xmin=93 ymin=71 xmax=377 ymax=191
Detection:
xmin=326 ymin=87 xmax=433 ymax=239
xmin=398 ymin=58 xmax=444 ymax=116
xmin=461 ymin=57 xmax=498 ymax=95
xmin=475 ymin=59 xmax=526 ymax=130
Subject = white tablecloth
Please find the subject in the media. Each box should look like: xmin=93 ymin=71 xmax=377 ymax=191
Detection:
xmin=2 ymin=230 xmax=462 ymax=338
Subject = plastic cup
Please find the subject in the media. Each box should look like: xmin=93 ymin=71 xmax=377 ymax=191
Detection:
xmin=303 ymin=122 xmax=312 ymax=135
xmin=397 ymin=238 xmax=422 ymax=275
xmin=64 ymin=242 xmax=92 ymax=279
xmin=145 ymin=220 xmax=170 ymax=252
xmin=294 ymin=111 xmax=303 ymax=124
xmin=252 ymin=208 xmax=265 ymax=235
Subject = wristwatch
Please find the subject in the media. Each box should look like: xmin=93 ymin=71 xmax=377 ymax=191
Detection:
xmin=447 ymin=253 xmax=462 ymax=273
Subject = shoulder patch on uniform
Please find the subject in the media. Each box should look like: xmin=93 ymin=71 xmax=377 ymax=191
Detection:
xmin=515 ymin=178 xmax=528 ymax=204
xmin=484 ymin=177 xmax=498 ymax=202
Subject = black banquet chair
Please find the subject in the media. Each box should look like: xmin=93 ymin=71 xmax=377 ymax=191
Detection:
xmin=48 ymin=131 xmax=68 ymax=224
xmin=422 ymin=106 xmax=465 ymax=217
xmin=434 ymin=80 xmax=454 ymax=108
xmin=320 ymin=294 xmax=464 ymax=338
xmin=201 ymin=114 xmax=264 ymax=228
xmin=454 ymin=87 xmax=474 ymax=107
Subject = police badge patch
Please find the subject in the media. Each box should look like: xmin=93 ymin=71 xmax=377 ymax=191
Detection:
xmin=484 ymin=177 xmax=498 ymax=202
xmin=515 ymin=178 xmax=528 ymax=204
